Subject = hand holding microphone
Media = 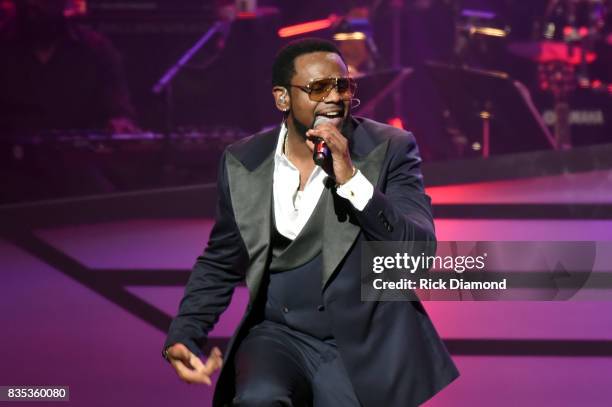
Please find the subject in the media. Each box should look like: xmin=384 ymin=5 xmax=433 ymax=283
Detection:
xmin=309 ymin=98 xmax=360 ymax=166
xmin=306 ymin=116 xmax=355 ymax=185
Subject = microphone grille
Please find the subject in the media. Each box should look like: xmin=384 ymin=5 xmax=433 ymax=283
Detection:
xmin=313 ymin=115 xmax=333 ymax=128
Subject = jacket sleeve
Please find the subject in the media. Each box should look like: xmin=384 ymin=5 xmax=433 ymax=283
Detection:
xmin=352 ymin=132 xmax=435 ymax=244
xmin=163 ymin=150 xmax=249 ymax=358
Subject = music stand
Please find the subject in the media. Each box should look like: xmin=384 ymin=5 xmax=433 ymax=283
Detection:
xmin=426 ymin=62 xmax=555 ymax=157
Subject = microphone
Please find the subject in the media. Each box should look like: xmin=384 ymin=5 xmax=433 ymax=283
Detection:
xmin=312 ymin=116 xmax=331 ymax=166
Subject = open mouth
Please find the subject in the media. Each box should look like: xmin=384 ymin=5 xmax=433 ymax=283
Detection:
xmin=317 ymin=110 xmax=343 ymax=119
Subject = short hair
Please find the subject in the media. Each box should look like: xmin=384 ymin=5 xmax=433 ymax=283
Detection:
xmin=272 ymin=38 xmax=345 ymax=87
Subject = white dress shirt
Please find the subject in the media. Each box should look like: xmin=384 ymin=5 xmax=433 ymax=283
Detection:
xmin=273 ymin=124 xmax=374 ymax=240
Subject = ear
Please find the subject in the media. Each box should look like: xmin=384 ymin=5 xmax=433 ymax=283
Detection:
xmin=272 ymin=86 xmax=290 ymax=112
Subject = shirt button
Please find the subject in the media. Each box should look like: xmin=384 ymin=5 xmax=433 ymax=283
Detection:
xmin=317 ymin=305 xmax=325 ymax=312
xmin=283 ymin=306 xmax=289 ymax=313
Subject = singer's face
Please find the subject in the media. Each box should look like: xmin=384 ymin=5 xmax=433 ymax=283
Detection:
xmin=288 ymin=51 xmax=351 ymax=134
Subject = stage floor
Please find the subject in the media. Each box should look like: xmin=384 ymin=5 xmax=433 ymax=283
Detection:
xmin=2 ymin=150 xmax=612 ymax=406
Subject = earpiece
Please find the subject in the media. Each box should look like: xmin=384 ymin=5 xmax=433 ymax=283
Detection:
xmin=279 ymin=90 xmax=289 ymax=112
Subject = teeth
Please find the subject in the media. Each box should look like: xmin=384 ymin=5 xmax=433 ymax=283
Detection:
xmin=322 ymin=112 xmax=341 ymax=117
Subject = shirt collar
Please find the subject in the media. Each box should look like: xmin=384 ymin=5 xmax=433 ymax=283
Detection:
xmin=274 ymin=122 xmax=288 ymax=161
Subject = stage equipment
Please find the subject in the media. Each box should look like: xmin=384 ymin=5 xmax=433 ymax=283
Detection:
xmin=454 ymin=7 xmax=510 ymax=66
xmin=509 ymin=0 xmax=610 ymax=149
xmin=426 ymin=62 xmax=555 ymax=158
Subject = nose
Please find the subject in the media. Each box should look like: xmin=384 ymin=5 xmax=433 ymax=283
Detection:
xmin=323 ymin=85 xmax=342 ymax=103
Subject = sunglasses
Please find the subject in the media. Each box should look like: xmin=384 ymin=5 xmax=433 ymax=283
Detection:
xmin=288 ymin=77 xmax=357 ymax=102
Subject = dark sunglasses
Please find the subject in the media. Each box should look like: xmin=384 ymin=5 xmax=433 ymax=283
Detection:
xmin=288 ymin=77 xmax=357 ymax=102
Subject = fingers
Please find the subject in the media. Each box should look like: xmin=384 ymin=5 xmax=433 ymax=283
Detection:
xmin=189 ymin=353 xmax=212 ymax=386
xmin=168 ymin=345 xmax=224 ymax=386
xmin=172 ymin=357 xmax=211 ymax=385
xmin=203 ymin=347 xmax=224 ymax=376
xmin=167 ymin=343 xmax=191 ymax=362
xmin=305 ymin=137 xmax=316 ymax=152
xmin=210 ymin=347 xmax=223 ymax=366
xmin=306 ymin=126 xmax=347 ymax=155
xmin=305 ymin=125 xmax=353 ymax=180
xmin=306 ymin=123 xmax=338 ymax=139
xmin=306 ymin=123 xmax=338 ymax=138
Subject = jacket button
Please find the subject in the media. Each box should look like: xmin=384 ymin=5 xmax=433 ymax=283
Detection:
xmin=317 ymin=305 xmax=325 ymax=312
xmin=282 ymin=306 xmax=289 ymax=313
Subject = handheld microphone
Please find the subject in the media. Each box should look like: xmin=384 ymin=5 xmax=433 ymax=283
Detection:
xmin=312 ymin=116 xmax=331 ymax=166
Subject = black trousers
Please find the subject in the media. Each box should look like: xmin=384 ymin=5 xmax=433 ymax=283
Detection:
xmin=232 ymin=320 xmax=361 ymax=407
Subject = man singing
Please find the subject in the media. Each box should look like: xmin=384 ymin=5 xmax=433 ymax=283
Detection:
xmin=163 ymin=38 xmax=459 ymax=407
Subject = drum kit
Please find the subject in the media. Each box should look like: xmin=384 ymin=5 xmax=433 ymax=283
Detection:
xmin=451 ymin=0 xmax=611 ymax=151
xmin=508 ymin=0 xmax=612 ymax=149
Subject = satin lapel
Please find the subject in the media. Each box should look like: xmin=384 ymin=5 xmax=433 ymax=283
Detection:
xmin=321 ymin=139 xmax=389 ymax=290
xmin=226 ymin=152 xmax=274 ymax=302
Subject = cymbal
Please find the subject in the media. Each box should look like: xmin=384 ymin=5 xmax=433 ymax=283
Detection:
xmin=508 ymin=41 xmax=597 ymax=65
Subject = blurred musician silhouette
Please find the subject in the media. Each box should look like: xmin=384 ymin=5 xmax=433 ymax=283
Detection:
xmin=0 ymin=0 xmax=137 ymax=135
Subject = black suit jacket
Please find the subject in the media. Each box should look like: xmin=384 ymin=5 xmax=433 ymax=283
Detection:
xmin=164 ymin=116 xmax=459 ymax=406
